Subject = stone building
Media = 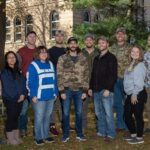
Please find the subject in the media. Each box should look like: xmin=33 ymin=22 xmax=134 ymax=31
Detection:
xmin=5 ymin=0 xmax=99 ymax=52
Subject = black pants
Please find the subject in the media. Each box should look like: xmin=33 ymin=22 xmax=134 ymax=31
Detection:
xmin=4 ymin=100 xmax=22 ymax=132
xmin=124 ymin=89 xmax=147 ymax=137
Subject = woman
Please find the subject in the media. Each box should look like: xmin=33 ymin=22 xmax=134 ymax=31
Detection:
xmin=124 ymin=45 xmax=147 ymax=144
xmin=27 ymin=46 xmax=58 ymax=146
xmin=0 ymin=51 xmax=26 ymax=145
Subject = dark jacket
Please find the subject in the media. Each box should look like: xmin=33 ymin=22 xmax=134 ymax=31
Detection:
xmin=48 ymin=46 xmax=66 ymax=68
xmin=90 ymin=51 xmax=117 ymax=92
xmin=0 ymin=68 xmax=26 ymax=102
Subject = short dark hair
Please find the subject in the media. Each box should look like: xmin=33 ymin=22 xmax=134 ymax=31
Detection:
xmin=26 ymin=31 xmax=37 ymax=37
xmin=34 ymin=46 xmax=49 ymax=61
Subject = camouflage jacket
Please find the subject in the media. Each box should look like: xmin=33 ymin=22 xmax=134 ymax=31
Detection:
xmin=110 ymin=43 xmax=131 ymax=78
xmin=82 ymin=48 xmax=99 ymax=81
xmin=57 ymin=52 xmax=89 ymax=93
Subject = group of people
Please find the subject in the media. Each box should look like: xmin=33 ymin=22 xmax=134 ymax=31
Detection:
xmin=0 ymin=27 xmax=150 ymax=146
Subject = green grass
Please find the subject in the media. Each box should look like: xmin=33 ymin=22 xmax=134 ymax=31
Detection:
xmin=0 ymin=102 xmax=150 ymax=150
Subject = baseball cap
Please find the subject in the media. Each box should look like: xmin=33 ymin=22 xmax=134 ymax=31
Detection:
xmin=116 ymin=27 xmax=126 ymax=34
xmin=84 ymin=34 xmax=94 ymax=40
xmin=67 ymin=37 xmax=78 ymax=44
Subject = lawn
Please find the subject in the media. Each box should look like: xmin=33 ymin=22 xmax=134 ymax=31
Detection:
xmin=0 ymin=101 xmax=150 ymax=150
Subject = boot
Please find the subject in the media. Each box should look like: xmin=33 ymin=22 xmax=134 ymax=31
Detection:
xmin=13 ymin=129 xmax=23 ymax=144
xmin=6 ymin=131 xmax=18 ymax=145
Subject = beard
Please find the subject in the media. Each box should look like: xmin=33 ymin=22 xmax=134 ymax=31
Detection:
xmin=86 ymin=45 xmax=93 ymax=49
xmin=70 ymin=47 xmax=77 ymax=52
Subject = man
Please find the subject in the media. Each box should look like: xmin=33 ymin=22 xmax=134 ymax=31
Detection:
xmin=48 ymin=30 xmax=66 ymax=136
xmin=82 ymin=34 xmax=99 ymax=130
xmin=17 ymin=31 xmax=37 ymax=137
xmin=89 ymin=36 xmax=117 ymax=142
xmin=144 ymin=35 xmax=150 ymax=133
xmin=57 ymin=37 xmax=89 ymax=142
xmin=110 ymin=27 xmax=131 ymax=131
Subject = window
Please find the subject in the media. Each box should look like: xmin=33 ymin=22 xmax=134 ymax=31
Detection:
xmin=83 ymin=11 xmax=90 ymax=23
xmin=6 ymin=17 xmax=11 ymax=42
xmin=50 ymin=10 xmax=59 ymax=38
xmin=14 ymin=16 xmax=22 ymax=42
xmin=25 ymin=15 xmax=33 ymax=35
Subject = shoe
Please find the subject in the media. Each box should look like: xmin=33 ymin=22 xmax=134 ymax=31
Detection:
xmin=50 ymin=125 xmax=59 ymax=136
xmin=44 ymin=137 xmax=54 ymax=143
xmin=104 ymin=137 xmax=111 ymax=143
xmin=97 ymin=132 xmax=105 ymax=137
xmin=6 ymin=132 xmax=18 ymax=145
xmin=76 ymin=136 xmax=87 ymax=141
xmin=123 ymin=136 xmax=135 ymax=141
xmin=116 ymin=128 xmax=124 ymax=132
xmin=128 ymin=138 xmax=144 ymax=144
xmin=20 ymin=130 xmax=27 ymax=138
xmin=35 ymin=139 xmax=45 ymax=146
xmin=144 ymin=128 xmax=150 ymax=133
xmin=61 ymin=137 xmax=70 ymax=143
xmin=13 ymin=129 xmax=23 ymax=144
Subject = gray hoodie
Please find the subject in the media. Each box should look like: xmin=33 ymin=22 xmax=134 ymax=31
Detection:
xmin=124 ymin=62 xmax=146 ymax=96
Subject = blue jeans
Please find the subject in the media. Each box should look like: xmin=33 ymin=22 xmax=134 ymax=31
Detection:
xmin=18 ymin=99 xmax=30 ymax=131
xmin=113 ymin=78 xmax=126 ymax=129
xmin=62 ymin=89 xmax=83 ymax=138
xmin=32 ymin=99 xmax=55 ymax=140
xmin=94 ymin=90 xmax=116 ymax=138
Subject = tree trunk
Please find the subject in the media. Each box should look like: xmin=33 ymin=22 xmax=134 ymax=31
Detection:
xmin=0 ymin=0 xmax=6 ymax=69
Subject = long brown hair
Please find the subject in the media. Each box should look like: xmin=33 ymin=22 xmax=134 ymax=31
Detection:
xmin=129 ymin=45 xmax=144 ymax=63
xmin=127 ymin=45 xmax=144 ymax=72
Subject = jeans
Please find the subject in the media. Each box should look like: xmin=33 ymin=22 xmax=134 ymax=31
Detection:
xmin=18 ymin=99 xmax=30 ymax=131
xmin=94 ymin=90 xmax=116 ymax=138
xmin=124 ymin=89 xmax=147 ymax=137
xmin=4 ymin=100 xmax=22 ymax=132
xmin=113 ymin=78 xmax=126 ymax=129
xmin=32 ymin=99 xmax=55 ymax=140
xmin=62 ymin=89 xmax=83 ymax=138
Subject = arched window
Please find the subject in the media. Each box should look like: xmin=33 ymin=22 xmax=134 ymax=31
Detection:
xmin=50 ymin=10 xmax=59 ymax=38
xmin=25 ymin=15 xmax=33 ymax=35
xmin=83 ymin=11 xmax=90 ymax=23
xmin=6 ymin=17 xmax=11 ymax=42
xmin=14 ymin=16 xmax=22 ymax=42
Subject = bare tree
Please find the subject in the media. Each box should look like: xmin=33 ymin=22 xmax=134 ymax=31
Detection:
xmin=0 ymin=0 xmax=6 ymax=69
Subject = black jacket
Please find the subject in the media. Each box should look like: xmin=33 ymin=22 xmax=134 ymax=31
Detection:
xmin=90 ymin=51 xmax=117 ymax=92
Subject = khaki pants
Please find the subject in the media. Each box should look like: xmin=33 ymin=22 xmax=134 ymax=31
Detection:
xmin=145 ymin=88 xmax=150 ymax=128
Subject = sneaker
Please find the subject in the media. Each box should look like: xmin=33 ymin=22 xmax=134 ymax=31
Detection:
xmin=20 ymin=130 xmax=27 ymax=138
xmin=128 ymin=138 xmax=144 ymax=144
xmin=104 ymin=137 xmax=111 ymax=143
xmin=44 ymin=137 xmax=54 ymax=143
xmin=50 ymin=125 xmax=59 ymax=136
xmin=116 ymin=128 xmax=124 ymax=132
xmin=61 ymin=137 xmax=70 ymax=143
xmin=35 ymin=139 xmax=45 ymax=146
xmin=97 ymin=132 xmax=105 ymax=137
xmin=123 ymin=136 xmax=135 ymax=141
xmin=76 ymin=136 xmax=87 ymax=141
xmin=144 ymin=128 xmax=150 ymax=133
